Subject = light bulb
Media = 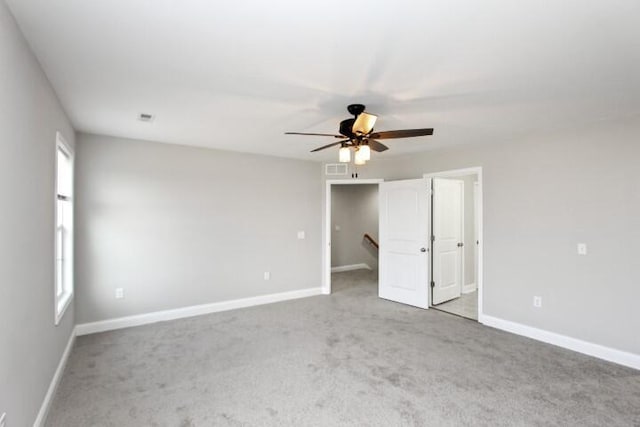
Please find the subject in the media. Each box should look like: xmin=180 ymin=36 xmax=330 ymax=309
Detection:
xmin=359 ymin=144 xmax=371 ymax=161
xmin=339 ymin=146 xmax=351 ymax=163
xmin=354 ymin=148 xmax=366 ymax=165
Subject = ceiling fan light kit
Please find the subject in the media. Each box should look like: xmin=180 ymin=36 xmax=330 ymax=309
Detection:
xmin=359 ymin=144 xmax=371 ymax=161
xmin=285 ymin=104 xmax=434 ymax=166
xmin=352 ymin=112 xmax=377 ymax=135
xmin=339 ymin=145 xmax=351 ymax=163
xmin=354 ymin=148 xmax=367 ymax=165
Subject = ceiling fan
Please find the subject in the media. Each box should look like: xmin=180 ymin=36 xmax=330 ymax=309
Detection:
xmin=285 ymin=104 xmax=434 ymax=165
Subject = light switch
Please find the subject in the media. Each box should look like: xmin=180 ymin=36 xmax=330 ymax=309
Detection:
xmin=264 ymin=272 xmax=270 ymax=281
xmin=297 ymin=231 xmax=305 ymax=239
xmin=115 ymin=288 xmax=124 ymax=299
xmin=335 ymin=225 xmax=341 ymax=231
xmin=577 ymin=243 xmax=587 ymax=255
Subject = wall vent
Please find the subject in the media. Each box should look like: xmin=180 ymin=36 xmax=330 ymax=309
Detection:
xmin=138 ymin=113 xmax=155 ymax=122
xmin=325 ymin=163 xmax=348 ymax=176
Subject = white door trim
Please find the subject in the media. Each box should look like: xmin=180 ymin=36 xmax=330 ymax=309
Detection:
xmin=424 ymin=167 xmax=484 ymax=323
xmin=323 ymin=179 xmax=384 ymax=294
xmin=473 ymin=181 xmax=480 ymax=294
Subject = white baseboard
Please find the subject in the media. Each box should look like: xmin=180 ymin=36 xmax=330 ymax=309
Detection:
xmin=482 ymin=315 xmax=640 ymax=371
xmin=462 ymin=283 xmax=477 ymax=294
xmin=76 ymin=287 xmax=323 ymax=336
xmin=331 ymin=263 xmax=372 ymax=273
xmin=34 ymin=326 xmax=76 ymax=427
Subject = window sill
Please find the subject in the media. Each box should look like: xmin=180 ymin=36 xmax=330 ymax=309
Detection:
xmin=54 ymin=291 xmax=73 ymax=326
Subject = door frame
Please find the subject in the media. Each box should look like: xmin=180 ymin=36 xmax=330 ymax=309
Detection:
xmin=423 ymin=167 xmax=484 ymax=323
xmin=473 ymin=181 xmax=480 ymax=295
xmin=323 ymin=179 xmax=384 ymax=294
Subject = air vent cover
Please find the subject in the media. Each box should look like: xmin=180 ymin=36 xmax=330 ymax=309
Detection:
xmin=325 ymin=163 xmax=348 ymax=176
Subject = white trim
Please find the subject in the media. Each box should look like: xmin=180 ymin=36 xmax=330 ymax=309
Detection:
xmin=325 ymin=179 xmax=383 ymax=185
xmin=423 ymin=167 xmax=482 ymax=179
xmin=424 ymin=167 xmax=484 ymax=323
xmin=323 ymin=179 xmax=383 ymax=294
xmin=473 ymin=182 xmax=480 ymax=299
xmin=34 ymin=327 xmax=76 ymax=427
xmin=331 ymin=263 xmax=372 ymax=273
xmin=76 ymin=287 xmax=323 ymax=336
xmin=462 ymin=283 xmax=476 ymax=294
xmin=54 ymin=291 xmax=73 ymax=326
xmin=54 ymin=131 xmax=74 ymax=326
xmin=483 ymin=315 xmax=640 ymax=371
xmin=458 ymin=179 xmax=465 ymax=298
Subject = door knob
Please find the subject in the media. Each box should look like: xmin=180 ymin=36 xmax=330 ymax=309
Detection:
xmin=420 ymin=247 xmax=427 ymax=252
xmin=457 ymin=242 xmax=464 ymax=247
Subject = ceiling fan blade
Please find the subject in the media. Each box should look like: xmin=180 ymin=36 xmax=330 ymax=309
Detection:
xmin=369 ymin=128 xmax=434 ymax=139
xmin=352 ymin=112 xmax=378 ymax=135
xmin=367 ymin=139 xmax=388 ymax=152
xmin=285 ymin=132 xmax=344 ymax=138
xmin=310 ymin=140 xmax=350 ymax=152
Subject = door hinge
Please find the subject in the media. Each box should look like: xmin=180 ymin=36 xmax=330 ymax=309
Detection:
xmin=430 ymin=281 xmax=435 ymax=289
xmin=431 ymin=235 xmax=435 ymax=242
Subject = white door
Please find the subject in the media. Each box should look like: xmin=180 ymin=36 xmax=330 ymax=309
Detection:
xmin=432 ymin=178 xmax=464 ymax=305
xmin=379 ymin=179 xmax=430 ymax=309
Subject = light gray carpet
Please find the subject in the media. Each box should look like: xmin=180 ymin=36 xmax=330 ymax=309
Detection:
xmin=46 ymin=270 xmax=640 ymax=426
xmin=434 ymin=291 xmax=478 ymax=320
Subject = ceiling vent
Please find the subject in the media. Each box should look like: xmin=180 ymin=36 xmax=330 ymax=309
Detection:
xmin=138 ymin=113 xmax=155 ymax=122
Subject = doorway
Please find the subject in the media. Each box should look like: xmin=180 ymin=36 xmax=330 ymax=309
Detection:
xmin=323 ymin=179 xmax=382 ymax=294
xmin=426 ymin=168 xmax=482 ymax=321
xmin=323 ymin=172 xmax=483 ymax=323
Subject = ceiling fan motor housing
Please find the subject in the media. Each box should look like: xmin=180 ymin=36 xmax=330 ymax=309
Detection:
xmin=346 ymin=103 xmax=366 ymax=116
xmin=339 ymin=118 xmax=356 ymax=139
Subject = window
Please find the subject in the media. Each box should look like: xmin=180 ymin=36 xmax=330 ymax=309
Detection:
xmin=55 ymin=132 xmax=73 ymax=325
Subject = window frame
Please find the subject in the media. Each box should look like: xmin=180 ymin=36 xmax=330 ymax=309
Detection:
xmin=54 ymin=131 xmax=74 ymax=325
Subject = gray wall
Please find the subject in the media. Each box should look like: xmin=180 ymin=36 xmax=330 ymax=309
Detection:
xmin=0 ymin=2 xmax=76 ymax=425
xmin=75 ymin=133 xmax=322 ymax=323
xmin=331 ymin=185 xmax=379 ymax=269
xmin=326 ymin=118 xmax=640 ymax=355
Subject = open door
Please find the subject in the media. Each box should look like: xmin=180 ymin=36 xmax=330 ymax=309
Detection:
xmin=378 ymin=179 xmax=430 ymax=308
xmin=432 ymin=178 xmax=464 ymax=305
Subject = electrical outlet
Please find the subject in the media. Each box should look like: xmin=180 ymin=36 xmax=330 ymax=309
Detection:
xmin=577 ymin=243 xmax=587 ymax=255
xmin=0 ymin=412 xmax=6 ymax=427
xmin=264 ymin=272 xmax=270 ymax=281
xmin=533 ymin=296 xmax=542 ymax=308
xmin=115 ymin=288 xmax=124 ymax=299
xmin=297 ymin=231 xmax=305 ymax=239
xmin=335 ymin=225 xmax=341 ymax=231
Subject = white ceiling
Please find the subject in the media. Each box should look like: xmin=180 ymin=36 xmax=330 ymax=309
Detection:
xmin=7 ymin=0 xmax=640 ymax=161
